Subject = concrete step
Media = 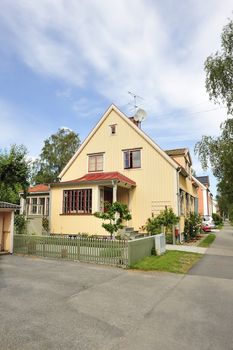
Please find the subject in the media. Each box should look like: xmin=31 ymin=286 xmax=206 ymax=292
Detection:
xmin=124 ymin=227 xmax=135 ymax=232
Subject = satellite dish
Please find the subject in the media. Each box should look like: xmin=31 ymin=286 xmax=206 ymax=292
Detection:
xmin=134 ymin=108 xmax=147 ymax=122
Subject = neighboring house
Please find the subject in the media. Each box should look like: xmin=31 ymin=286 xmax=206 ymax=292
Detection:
xmin=0 ymin=201 xmax=20 ymax=253
xmin=19 ymin=184 xmax=50 ymax=235
xmin=195 ymin=176 xmax=213 ymax=216
xmin=165 ymin=148 xmax=199 ymax=232
xmin=50 ymin=104 xmax=181 ymax=236
xmin=212 ymin=199 xmax=219 ymax=214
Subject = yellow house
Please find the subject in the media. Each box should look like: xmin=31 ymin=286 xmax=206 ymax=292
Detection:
xmin=50 ymin=104 xmax=181 ymax=236
xmin=165 ymin=148 xmax=199 ymax=233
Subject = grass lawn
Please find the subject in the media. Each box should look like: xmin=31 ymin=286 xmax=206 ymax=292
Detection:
xmin=198 ymin=233 xmax=216 ymax=247
xmin=131 ymin=250 xmax=202 ymax=274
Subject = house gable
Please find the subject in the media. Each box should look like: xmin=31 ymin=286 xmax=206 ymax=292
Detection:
xmin=59 ymin=104 xmax=178 ymax=181
xmin=50 ymin=104 xmax=179 ymax=234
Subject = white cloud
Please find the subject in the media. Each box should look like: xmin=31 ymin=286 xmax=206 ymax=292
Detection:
xmin=0 ymin=0 xmax=232 ymax=195
xmin=1 ymin=0 xmax=232 ymax=124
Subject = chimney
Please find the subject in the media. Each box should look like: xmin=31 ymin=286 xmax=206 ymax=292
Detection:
xmin=129 ymin=117 xmax=141 ymax=129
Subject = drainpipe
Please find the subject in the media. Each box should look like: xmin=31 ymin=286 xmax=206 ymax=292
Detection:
xmin=48 ymin=184 xmax=51 ymax=235
xmin=176 ymin=167 xmax=181 ymax=243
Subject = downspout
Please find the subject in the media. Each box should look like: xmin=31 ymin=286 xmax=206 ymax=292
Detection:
xmin=48 ymin=184 xmax=51 ymax=235
xmin=176 ymin=167 xmax=181 ymax=242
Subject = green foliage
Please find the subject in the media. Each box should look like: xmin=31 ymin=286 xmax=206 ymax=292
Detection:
xmin=229 ymin=207 xmax=233 ymax=224
xmin=198 ymin=234 xmax=216 ymax=247
xmin=94 ymin=201 xmax=132 ymax=238
xmin=195 ymin=119 xmax=233 ymax=213
xmin=145 ymin=208 xmax=179 ymax=235
xmin=131 ymin=251 xmax=202 ymax=274
xmin=32 ymin=128 xmax=80 ymax=184
xmin=199 ymin=16 xmax=233 ymax=216
xmin=14 ymin=214 xmax=28 ymax=234
xmin=144 ymin=215 xmax=161 ymax=235
xmin=212 ymin=213 xmax=223 ymax=226
xmin=184 ymin=212 xmax=202 ymax=240
xmin=42 ymin=217 xmax=49 ymax=233
xmin=205 ymin=18 xmax=233 ymax=115
xmin=0 ymin=144 xmax=30 ymax=203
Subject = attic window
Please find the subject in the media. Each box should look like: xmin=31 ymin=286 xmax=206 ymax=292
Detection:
xmin=110 ymin=124 xmax=116 ymax=135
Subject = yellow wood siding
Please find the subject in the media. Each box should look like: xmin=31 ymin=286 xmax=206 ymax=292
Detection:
xmin=179 ymin=173 xmax=199 ymax=232
xmin=50 ymin=109 xmax=178 ymax=235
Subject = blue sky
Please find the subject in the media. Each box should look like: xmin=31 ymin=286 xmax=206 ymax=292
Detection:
xmin=0 ymin=0 xmax=232 ymax=196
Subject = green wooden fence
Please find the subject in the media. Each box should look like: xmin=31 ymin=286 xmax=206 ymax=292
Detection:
xmin=14 ymin=235 xmax=128 ymax=267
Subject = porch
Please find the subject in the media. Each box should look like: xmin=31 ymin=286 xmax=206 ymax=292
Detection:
xmin=53 ymin=171 xmax=136 ymax=214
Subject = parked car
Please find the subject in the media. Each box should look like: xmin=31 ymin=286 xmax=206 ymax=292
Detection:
xmin=202 ymin=224 xmax=212 ymax=232
xmin=202 ymin=215 xmax=215 ymax=232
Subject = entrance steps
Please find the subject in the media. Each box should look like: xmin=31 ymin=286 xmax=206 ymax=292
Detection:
xmin=119 ymin=227 xmax=145 ymax=239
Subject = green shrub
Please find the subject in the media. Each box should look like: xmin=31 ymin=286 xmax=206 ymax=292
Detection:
xmin=165 ymin=233 xmax=173 ymax=244
xmin=14 ymin=214 xmax=28 ymax=234
xmin=145 ymin=208 xmax=179 ymax=235
xmin=144 ymin=215 xmax=162 ymax=235
xmin=184 ymin=212 xmax=202 ymax=240
xmin=42 ymin=217 xmax=49 ymax=233
xmin=94 ymin=202 xmax=131 ymax=238
xmin=212 ymin=213 xmax=223 ymax=226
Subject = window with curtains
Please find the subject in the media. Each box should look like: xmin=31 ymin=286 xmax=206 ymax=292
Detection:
xmin=88 ymin=154 xmax=103 ymax=172
xmin=63 ymin=189 xmax=92 ymax=214
xmin=123 ymin=149 xmax=141 ymax=169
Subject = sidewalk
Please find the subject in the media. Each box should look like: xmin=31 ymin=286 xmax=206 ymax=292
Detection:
xmin=189 ymin=223 xmax=233 ymax=279
xmin=166 ymin=244 xmax=207 ymax=254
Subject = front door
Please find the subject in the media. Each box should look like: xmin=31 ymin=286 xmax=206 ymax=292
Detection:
xmin=104 ymin=187 xmax=113 ymax=211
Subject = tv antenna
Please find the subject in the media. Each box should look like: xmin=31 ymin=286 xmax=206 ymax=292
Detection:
xmin=128 ymin=91 xmax=144 ymax=113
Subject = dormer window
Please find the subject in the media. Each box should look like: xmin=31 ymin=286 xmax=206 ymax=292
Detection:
xmin=110 ymin=124 xmax=116 ymax=135
xmin=88 ymin=153 xmax=103 ymax=172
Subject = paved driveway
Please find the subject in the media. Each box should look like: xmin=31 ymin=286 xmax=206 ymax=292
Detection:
xmin=1 ymin=224 xmax=233 ymax=350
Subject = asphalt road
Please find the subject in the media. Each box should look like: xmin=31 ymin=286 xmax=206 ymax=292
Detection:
xmin=0 ymin=224 xmax=233 ymax=350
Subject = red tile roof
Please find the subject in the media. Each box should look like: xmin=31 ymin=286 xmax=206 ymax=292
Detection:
xmin=53 ymin=172 xmax=136 ymax=186
xmin=28 ymin=184 xmax=50 ymax=193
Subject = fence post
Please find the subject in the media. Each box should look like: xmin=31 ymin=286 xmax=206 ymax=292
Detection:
xmin=77 ymin=238 xmax=80 ymax=260
xmin=127 ymin=241 xmax=132 ymax=267
xmin=43 ymin=238 xmax=45 ymax=257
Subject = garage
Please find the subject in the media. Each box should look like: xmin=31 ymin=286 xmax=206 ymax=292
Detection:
xmin=0 ymin=202 xmax=20 ymax=254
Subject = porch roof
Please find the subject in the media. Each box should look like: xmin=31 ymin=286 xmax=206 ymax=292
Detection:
xmin=52 ymin=172 xmax=136 ymax=187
